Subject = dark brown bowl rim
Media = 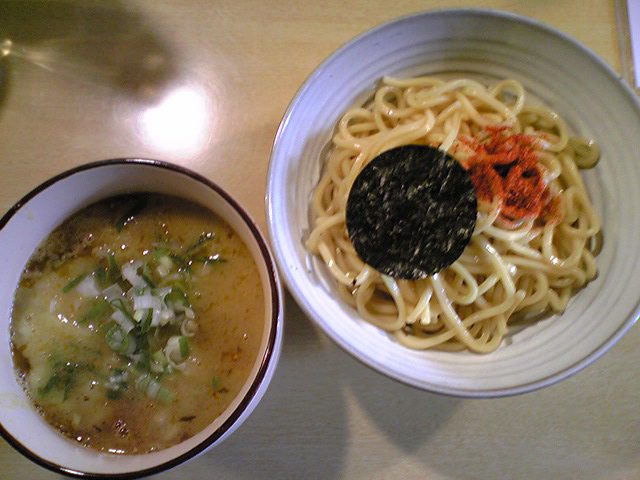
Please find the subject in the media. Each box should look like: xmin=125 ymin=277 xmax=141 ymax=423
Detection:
xmin=0 ymin=158 xmax=283 ymax=479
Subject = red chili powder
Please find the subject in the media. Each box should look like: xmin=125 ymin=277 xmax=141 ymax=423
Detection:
xmin=462 ymin=126 xmax=560 ymax=223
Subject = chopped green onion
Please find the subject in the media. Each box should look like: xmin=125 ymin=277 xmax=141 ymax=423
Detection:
xmin=134 ymin=294 xmax=158 ymax=312
xmin=122 ymin=260 xmax=145 ymax=288
xmin=62 ymin=273 xmax=87 ymax=293
xmin=135 ymin=373 xmax=151 ymax=393
xmin=165 ymin=286 xmax=188 ymax=307
xmin=141 ymin=273 xmax=155 ymax=288
xmin=80 ymin=299 xmax=110 ymax=324
xmin=105 ymin=325 xmax=136 ymax=355
xmin=79 ymin=232 xmax=208 ymax=405
xmin=108 ymin=253 xmax=120 ymax=282
xmin=133 ymin=285 xmax=147 ymax=296
xmin=123 ymin=334 xmax=136 ymax=355
xmin=102 ymin=283 xmax=123 ymax=301
xmin=207 ymin=254 xmax=225 ymax=265
xmin=140 ymin=263 xmax=156 ymax=288
xmin=180 ymin=319 xmax=198 ymax=337
xmin=169 ymin=253 xmax=187 ymax=269
xmin=192 ymin=254 xmax=226 ymax=266
xmin=112 ymin=311 xmax=135 ymax=334
xmin=152 ymin=350 xmax=166 ymax=364
xmin=179 ymin=336 xmax=189 ymax=359
xmin=106 ymin=325 xmax=124 ymax=351
xmin=164 ymin=335 xmax=188 ymax=365
xmin=185 ymin=232 xmax=214 ymax=255
xmin=135 ymin=374 xmax=172 ymax=403
xmin=151 ymin=350 xmax=167 ymax=373
xmin=157 ymin=387 xmax=174 ymax=405
xmin=153 ymin=246 xmax=171 ymax=260
xmin=139 ymin=309 xmax=152 ymax=334
xmin=156 ymin=256 xmax=173 ymax=277
xmin=105 ymin=368 xmax=129 ymax=399
xmin=94 ymin=267 xmax=107 ymax=287
xmin=110 ymin=298 xmax=134 ymax=320
xmin=146 ymin=378 xmax=161 ymax=398
xmin=38 ymin=360 xmax=96 ymax=401
xmin=134 ymin=349 xmax=151 ymax=372
xmin=76 ymin=275 xmax=100 ymax=297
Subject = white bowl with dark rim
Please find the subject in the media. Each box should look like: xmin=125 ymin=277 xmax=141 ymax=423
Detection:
xmin=0 ymin=159 xmax=283 ymax=478
xmin=266 ymin=9 xmax=640 ymax=397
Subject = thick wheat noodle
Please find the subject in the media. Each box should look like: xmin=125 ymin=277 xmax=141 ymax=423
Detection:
xmin=306 ymin=76 xmax=601 ymax=353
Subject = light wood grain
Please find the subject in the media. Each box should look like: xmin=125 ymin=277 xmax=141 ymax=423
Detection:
xmin=1 ymin=1 xmax=637 ymax=479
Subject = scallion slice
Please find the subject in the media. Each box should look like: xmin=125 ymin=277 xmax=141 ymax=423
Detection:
xmin=106 ymin=325 xmax=125 ymax=351
xmin=135 ymin=373 xmax=151 ymax=393
xmin=133 ymin=294 xmax=161 ymax=311
xmin=76 ymin=274 xmax=100 ymax=298
xmin=185 ymin=232 xmax=214 ymax=255
xmin=80 ymin=299 xmax=109 ymax=324
xmin=108 ymin=253 xmax=120 ymax=283
xmin=179 ymin=336 xmax=189 ymax=359
xmin=135 ymin=374 xmax=172 ymax=403
xmin=102 ymin=283 xmax=123 ymax=301
xmin=139 ymin=309 xmax=152 ymax=333
xmin=111 ymin=307 xmax=135 ymax=333
xmin=153 ymin=246 xmax=171 ymax=260
xmin=157 ymin=387 xmax=174 ymax=405
xmin=122 ymin=260 xmax=145 ymax=288
xmin=62 ymin=273 xmax=87 ymax=293
xmin=94 ymin=267 xmax=107 ymax=287
xmin=164 ymin=335 xmax=188 ymax=365
xmin=146 ymin=378 xmax=161 ymax=398
xmin=165 ymin=286 xmax=188 ymax=307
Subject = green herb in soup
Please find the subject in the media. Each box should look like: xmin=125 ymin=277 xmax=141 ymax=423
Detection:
xmin=11 ymin=194 xmax=264 ymax=454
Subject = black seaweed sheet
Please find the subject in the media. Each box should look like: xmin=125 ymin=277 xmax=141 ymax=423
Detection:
xmin=346 ymin=145 xmax=477 ymax=280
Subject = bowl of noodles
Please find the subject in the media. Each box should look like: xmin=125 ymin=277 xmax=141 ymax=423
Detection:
xmin=266 ymin=9 xmax=640 ymax=396
xmin=0 ymin=159 xmax=283 ymax=477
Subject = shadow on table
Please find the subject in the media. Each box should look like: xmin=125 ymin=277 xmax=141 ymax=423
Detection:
xmin=185 ymin=292 xmax=351 ymax=480
xmin=348 ymin=336 xmax=639 ymax=480
xmin=178 ymin=292 xmax=461 ymax=480
xmin=0 ymin=0 xmax=177 ymax=102
xmin=344 ymin=361 xmax=461 ymax=442
xmin=335 ymin=330 xmax=461 ymax=475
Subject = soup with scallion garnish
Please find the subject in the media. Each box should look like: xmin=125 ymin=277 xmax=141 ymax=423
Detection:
xmin=10 ymin=193 xmax=265 ymax=454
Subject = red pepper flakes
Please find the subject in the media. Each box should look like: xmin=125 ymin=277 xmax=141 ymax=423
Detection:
xmin=469 ymin=162 xmax=503 ymax=201
xmin=502 ymin=163 xmax=545 ymax=219
xmin=540 ymin=189 xmax=563 ymax=225
xmin=461 ymin=126 xmax=559 ymax=222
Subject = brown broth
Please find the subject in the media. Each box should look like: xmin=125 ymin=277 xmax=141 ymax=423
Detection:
xmin=10 ymin=194 xmax=265 ymax=454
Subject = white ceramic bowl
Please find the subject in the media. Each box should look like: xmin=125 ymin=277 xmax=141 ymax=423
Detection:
xmin=267 ymin=9 xmax=640 ymax=397
xmin=0 ymin=159 xmax=284 ymax=477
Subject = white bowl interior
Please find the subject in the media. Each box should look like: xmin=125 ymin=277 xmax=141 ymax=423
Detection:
xmin=267 ymin=9 xmax=640 ymax=396
xmin=0 ymin=161 xmax=283 ymax=475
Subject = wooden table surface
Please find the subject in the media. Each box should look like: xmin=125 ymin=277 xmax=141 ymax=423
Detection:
xmin=0 ymin=1 xmax=638 ymax=479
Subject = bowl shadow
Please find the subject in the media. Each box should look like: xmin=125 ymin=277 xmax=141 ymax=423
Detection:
xmin=167 ymin=292 xmax=350 ymax=480
xmin=0 ymin=0 xmax=178 ymax=102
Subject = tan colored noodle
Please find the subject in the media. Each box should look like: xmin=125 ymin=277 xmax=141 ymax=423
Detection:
xmin=306 ymin=76 xmax=601 ymax=353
